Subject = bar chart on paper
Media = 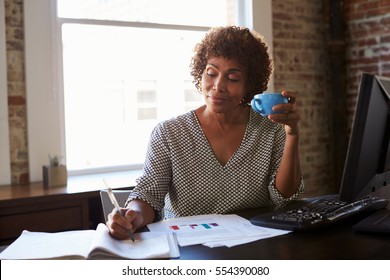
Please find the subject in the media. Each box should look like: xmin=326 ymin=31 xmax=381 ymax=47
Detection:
xmin=147 ymin=214 xmax=291 ymax=247
xmin=169 ymin=222 xmax=221 ymax=232
xmin=149 ymin=215 xmax=234 ymax=246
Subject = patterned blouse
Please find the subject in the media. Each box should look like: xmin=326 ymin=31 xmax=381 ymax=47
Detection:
xmin=126 ymin=108 xmax=304 ymax=220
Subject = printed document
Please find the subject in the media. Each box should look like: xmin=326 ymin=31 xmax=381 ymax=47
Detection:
xmin=147 ymin=214 xmax=290 ymax=247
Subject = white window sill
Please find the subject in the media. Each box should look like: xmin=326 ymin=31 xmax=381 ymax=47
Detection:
xmin=66 ymin=169 xmax=142 ymax=192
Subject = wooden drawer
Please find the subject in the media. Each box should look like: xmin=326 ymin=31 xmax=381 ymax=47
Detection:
xmin=0 ymin=181 xmax=132 ymax=246
xmin=0 ymin=198 xmax=89 ymax=245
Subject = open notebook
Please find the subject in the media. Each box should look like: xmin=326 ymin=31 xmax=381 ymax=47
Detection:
xmin=0 ymin=223 xmax=180 ymax=260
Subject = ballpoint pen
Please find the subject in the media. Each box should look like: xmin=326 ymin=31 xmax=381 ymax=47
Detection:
xmin=103 ymin=179 xmax=135 ymax=242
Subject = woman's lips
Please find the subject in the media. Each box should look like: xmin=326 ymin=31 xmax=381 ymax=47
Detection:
xmin=208 ymin=95 xmax=229 ymax=104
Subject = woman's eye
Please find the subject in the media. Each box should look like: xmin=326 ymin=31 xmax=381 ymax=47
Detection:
xmin=228 ymin=75 xmax=239 ymax=82
xmin=207 ymin=71 xmax=217 ymax=77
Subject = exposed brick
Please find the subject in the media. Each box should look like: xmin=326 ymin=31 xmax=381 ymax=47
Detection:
xmin=5 ymin=0 xmax=28 ymax=185
xmin=344 ymin=0 xmax=390 ymax=135
xmin=8 ymin=95 xmax=25 ymax=105
xmin=4 ymin=0 xmax=23 ymax=27
xmin=273 ymin=0 xmax=333 ymax=196
xmin=357 ymin=37 xmax=378 ymax=47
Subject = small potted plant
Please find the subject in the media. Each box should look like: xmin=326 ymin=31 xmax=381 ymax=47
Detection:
xmin=43 ymin=154 xmax=67 ymax=188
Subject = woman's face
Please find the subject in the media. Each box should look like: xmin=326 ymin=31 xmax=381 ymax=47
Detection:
xmin=201 ymin=57 xmax=247 ymax=114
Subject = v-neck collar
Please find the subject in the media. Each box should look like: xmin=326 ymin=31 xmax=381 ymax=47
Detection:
xmin=191 ymin=110 xmax=252 ymax=169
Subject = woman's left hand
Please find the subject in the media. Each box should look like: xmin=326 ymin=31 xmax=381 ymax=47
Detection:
xmin=268 ymin=90 xmax=300 ymax=136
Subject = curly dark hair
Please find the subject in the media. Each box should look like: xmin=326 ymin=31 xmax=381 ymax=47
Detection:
xmin=190 ymin=26 xmax=273 ymax=103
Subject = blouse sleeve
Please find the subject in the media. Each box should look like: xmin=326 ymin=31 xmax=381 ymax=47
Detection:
xmin=269 ymin=175 xmax=304 ymax=207
xmin=125 ymin=122 xmax=172 ymax=221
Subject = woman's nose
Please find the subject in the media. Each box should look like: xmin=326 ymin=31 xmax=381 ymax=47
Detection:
xmin=214 ymin=77 xmax=226 ymax=92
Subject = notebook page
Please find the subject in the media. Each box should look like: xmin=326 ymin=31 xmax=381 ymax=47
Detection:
xmin=0 ymin=229 xmax=95 ymax=260
xmin=87 ymin=223 xmax=177 ymax=259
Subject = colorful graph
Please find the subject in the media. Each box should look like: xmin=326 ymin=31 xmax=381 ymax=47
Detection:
xmin=169 ymin=222 xmax=220 ymax=231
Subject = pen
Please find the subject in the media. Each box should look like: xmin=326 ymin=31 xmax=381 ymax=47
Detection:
xmin=103 ymin=180 xmax=135 ymax=242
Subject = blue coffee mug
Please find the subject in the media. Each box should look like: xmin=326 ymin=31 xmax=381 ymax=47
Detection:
xmin=251 ymin=93 xmax=288 ymax=116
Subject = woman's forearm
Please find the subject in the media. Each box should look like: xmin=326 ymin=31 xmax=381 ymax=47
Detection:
xmin=275 ymin=133 xmax=301 ymax=198
xmin=126 ymin=199 xmax=156 ymax=229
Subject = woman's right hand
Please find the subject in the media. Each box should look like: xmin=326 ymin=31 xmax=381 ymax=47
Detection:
xmin=107 ymin=208 xmax=144 ymax=240
xmin=106 ymin=199 xmax=155 ymax=240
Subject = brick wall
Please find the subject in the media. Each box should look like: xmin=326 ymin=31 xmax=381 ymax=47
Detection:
xmin=4 ymin=0 xmax=29 ymax=184
xmin=272 ymin=0 xmax=334 ymax=196
xmin=344 ymin=0 xmax=390 ymax=131
xmin=272 ymin=0 xmax=390 ymax=197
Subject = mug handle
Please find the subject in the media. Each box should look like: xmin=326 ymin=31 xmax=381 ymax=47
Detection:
xmin=251 ymin=99 xmax=264 ymax=114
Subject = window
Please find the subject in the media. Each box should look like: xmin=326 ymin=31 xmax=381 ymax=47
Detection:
xmin=58 ymin=0 xmax=234 ymax=174
xmin=61 ymin=24 xmax=208 ymax=171
xmin=24 ymin=0 xmax=272 ymax=181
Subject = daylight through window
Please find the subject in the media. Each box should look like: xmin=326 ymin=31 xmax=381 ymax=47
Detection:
xmin=57 ymin=0 xmax=236 ymax=174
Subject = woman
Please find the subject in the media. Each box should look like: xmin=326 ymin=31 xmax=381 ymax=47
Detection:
xmin=107 ymin=26 xmax=304 ymax=239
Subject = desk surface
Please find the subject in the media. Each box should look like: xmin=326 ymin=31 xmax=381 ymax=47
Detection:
xmin=178 ymin=208 xmax=390 ymax=260
xmin=0 ymin=208 xmax=389 ymax=260
xmin=2 ymin=179 xmax=389 ymax=259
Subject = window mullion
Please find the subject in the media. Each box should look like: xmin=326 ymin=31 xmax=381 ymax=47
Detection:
xmin=58 ymin=17 xmax=210 ymax=32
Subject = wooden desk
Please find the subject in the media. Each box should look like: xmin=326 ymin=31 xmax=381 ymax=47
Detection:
xmin=2 ymin=179 xmax=389 ymax=259
xmin=0 ymin=172 xmax=138 ymax=245
xmin=0 ymin=205 xmax=389 ymax=259
xmin=178 ymin=208 xmax=390 ymax=260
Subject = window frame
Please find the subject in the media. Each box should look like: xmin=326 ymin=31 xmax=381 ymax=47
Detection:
xmin=24 ymin=0 xmax=273 ymax=182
